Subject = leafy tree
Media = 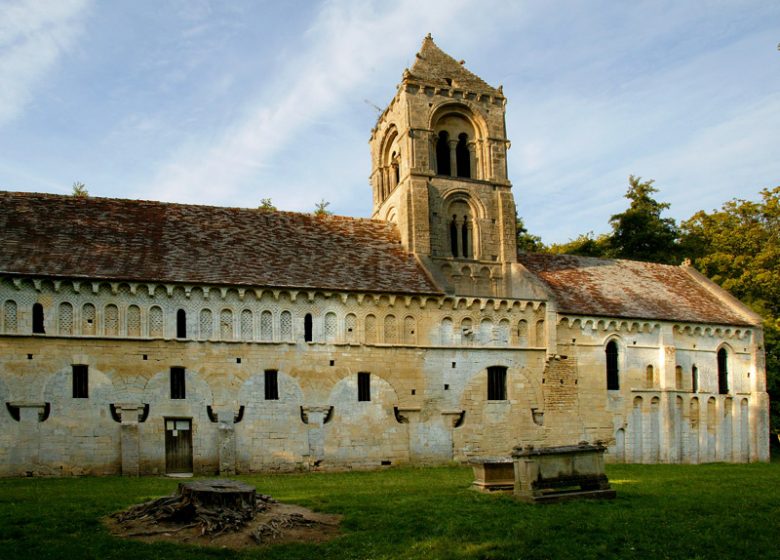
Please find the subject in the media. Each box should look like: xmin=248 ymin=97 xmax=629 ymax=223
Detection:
xmin=71 ymin=181 xmax=88 ymax=197
xmin=765 ymin=319 xmax=780 ymax=436
xmin=258 ymin=198 xmax=277 ymax=212
xmin=608 ymin=175 xmax=679 ymax=263
xmin=680 ymin=186 xmax=780 ymax=432
xmin=681 ymin=187 xmax=779 ymax=317
xmin=516 ymin=215 xmax=545 ymax=253
xmin=548 ymin=232 xmax=611 ymax=257
xmin=313 ymin=199 xmax=332 ymax=216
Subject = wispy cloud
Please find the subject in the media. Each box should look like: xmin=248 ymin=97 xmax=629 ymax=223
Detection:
xmin=141 ymin=0 xmax=478 ymax=206
xmin=0 ymin=0 xmax=91 ymax=126
xmin=509 ymin=15 xmax=780 ymax=244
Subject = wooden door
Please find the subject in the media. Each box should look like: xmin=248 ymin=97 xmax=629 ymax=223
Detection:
xmin=165 ymin=418 xmax=193 ymax=474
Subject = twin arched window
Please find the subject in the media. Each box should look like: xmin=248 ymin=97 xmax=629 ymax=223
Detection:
xmin=449 ymin=215 xmax=471 ymax=258
xmin=432 ymin=109 xmax=477 ymax=179
xmin=447 ymin=199 xmax=474 ymax=259
xmin=436 ymin=131 xmax=472 ymax=178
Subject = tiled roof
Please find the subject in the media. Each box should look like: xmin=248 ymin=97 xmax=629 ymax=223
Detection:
xmin=0 ymin=191 xmax=442 ymax=295
xmin=518 ymin=253 xmax=758 ymax=326
xmin=408 ymin=35 xmax=502 ymax=97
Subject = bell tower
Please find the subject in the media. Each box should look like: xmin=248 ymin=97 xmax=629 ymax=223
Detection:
xmin=369 ymin=35 xmax=518 ymax=295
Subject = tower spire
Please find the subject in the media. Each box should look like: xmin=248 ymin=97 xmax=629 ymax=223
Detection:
xmin=368 ymin=37 xmax=517 ymax=288
xmin=407 ymin=36 xmax=502 ymax=97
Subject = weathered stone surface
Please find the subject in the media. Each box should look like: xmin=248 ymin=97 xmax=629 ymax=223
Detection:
xmin=512 ymin=443 xmax=616 ymax=503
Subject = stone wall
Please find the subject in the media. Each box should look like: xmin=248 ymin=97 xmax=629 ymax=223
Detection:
xmin=556 ymin=316 xmax=769 ymax=463
xmin=0 ymin=277 xmax=768 ymax=476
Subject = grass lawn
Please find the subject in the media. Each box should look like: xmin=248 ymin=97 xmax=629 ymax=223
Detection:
xmin=1 ymin=462 xmax=779 ymax=559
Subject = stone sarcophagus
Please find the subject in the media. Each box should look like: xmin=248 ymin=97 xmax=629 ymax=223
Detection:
xmin=511 ymin=442 xmax=616 ymax=503
xmin=468 ymin=457 xmax=515 ymax=492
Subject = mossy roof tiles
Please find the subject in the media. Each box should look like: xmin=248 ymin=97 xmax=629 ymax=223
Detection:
xmin=518 ymin=253 xmax=758 ymax=326
xmin=0 ymin=191 xmax=441 ymax=295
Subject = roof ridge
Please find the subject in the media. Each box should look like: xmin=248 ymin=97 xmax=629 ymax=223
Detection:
xmin=0 ymin=190 xmax=391 ymax=225
xmin=518 ymin=251 xmax=686 ymax=270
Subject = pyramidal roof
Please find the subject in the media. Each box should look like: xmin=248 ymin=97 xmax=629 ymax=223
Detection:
xmin=408 ymin=35 xmax=502 ymax=97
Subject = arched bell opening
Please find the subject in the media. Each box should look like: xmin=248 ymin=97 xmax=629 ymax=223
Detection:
xmin=430 ymin=106 xmax=484 ymax=180
xmin=443 ymin=197 xmax=480 ymax=259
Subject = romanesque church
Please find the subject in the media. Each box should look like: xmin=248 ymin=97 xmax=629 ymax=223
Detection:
xmin=0 ymin=36 xmax=768 ymax=476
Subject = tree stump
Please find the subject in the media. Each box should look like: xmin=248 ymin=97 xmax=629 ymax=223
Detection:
xmin=112 ymin=479 xmax=271 ymax=536
xmin=178 ymin=480 xmax=256 ymax=512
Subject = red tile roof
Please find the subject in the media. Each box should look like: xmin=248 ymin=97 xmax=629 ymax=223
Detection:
xmin=518 ymin=253 xmax=758 ymax=326
xmin=0 ymin=191 xmax=441 ymax=295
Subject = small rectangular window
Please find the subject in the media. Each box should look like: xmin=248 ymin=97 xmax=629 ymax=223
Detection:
xmin=487 ymin=366 xmax=507 ymax=400
xmin=72 ymin=364 xmax=88 ymax=398
xmin=170 ymin=367 xmax=186 ymax=399
xmin=32 ymin=303 xmax=45 ymax=334
xmin=358 ymin=372 xmax=371 ymax=402
xmin=264 ymin=370 xmax=279 ymax=400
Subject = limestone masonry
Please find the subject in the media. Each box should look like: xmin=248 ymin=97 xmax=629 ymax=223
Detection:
xmin=0 ymin=36 xmax=769 ymax=476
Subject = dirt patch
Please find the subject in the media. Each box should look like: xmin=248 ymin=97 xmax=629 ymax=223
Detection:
xmin=106 ymin=499 xmax=341 ymax=550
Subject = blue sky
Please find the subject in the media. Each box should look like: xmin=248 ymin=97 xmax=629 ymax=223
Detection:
xmin=1 ymin=0 xmax=778 ymax=244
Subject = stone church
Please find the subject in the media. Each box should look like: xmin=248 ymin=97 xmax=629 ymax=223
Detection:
xmin=0 ymin=36 xmax=769 ymax=476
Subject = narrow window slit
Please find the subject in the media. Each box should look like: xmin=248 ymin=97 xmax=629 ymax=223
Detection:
xmin=264 ymin=370 xmax=279 ymax=400
xmin=170 ymin=367 xmax=186 ymax=399
xmin=358 ymin=372 xmax=371 ymax=402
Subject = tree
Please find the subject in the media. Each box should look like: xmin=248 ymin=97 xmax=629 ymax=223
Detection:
xmin=516 ymin=215 xmax=545 ymax=253
xmin=548 ymin=232 xmax=611 ymax=257
xmin=313 ymin=199 xmax=332 ymax=216
xmin=681 ymin=187 xmax=779 ymax=317
xmin=72 ymin=181 xmax=88 ymax=197
xmin=258 ymin=198 xmax=277 ymax=212
xmin=608 ymin=175 xmax=679 ymax=263
xmin=680 ymin=186 xmax=780 ymax=432
xmin=765 ymin=318 xmax=780 ymax=436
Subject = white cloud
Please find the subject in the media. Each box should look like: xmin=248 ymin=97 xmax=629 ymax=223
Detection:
xmin=0 ymin=0 xmax=91 ymax=126
xmin=510 ymin=21 xmax=780 ymax=244
xmin=141 ymin=0 xmax=480 ymax=206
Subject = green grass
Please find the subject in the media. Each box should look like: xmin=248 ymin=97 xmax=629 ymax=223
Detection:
xmin=1 ymin=463 xmax=779 ymax=559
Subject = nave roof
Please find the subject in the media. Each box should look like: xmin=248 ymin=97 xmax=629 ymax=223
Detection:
xmin=0 ymin=191 xmax=441 ymax=295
